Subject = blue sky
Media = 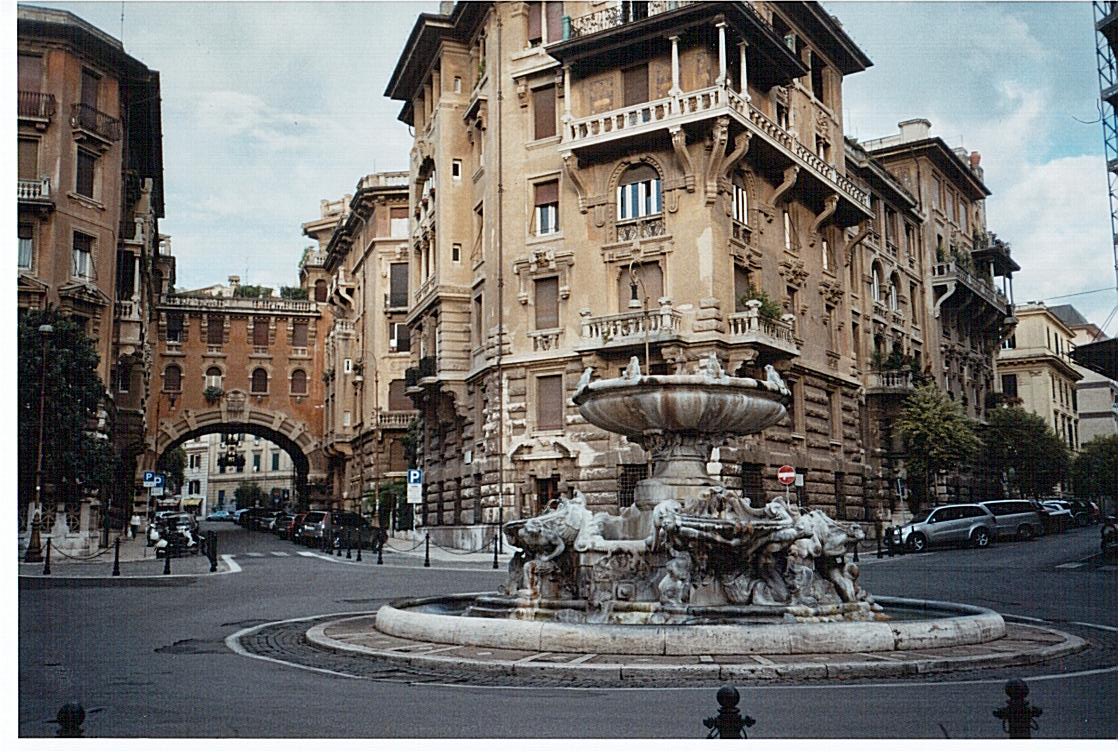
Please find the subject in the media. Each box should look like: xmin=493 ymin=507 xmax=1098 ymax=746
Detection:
xmin=27 ymin=1 xmax=1118 ymax=333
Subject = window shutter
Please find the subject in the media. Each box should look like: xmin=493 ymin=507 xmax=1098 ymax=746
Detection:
xmin=253 ymin=318 xmax=269 ymax=346
xmin=292 ymin=320 xmax=309 ymax=347
xmin=18 ymin=54 xmax=42 ymax=91
xmin=18 ymin=139 xmax=38 ymax=180
xmin=165 ymin=366 xmax=181 ymax=392
xmin=76 ymin=150 xmax=95 ymax=198
xmin=537 ymin=375 xmax=563 ymax=430
xmin=207 ymin=316 xmax=224 ymax=345
xmin=533 ymin=86 xmax=556 ymax=139
xmin=534 ymin=276 xmax=559 ymax=329
xmin=251 ymin=369 xmax=268 ymax=393
xmin=546 ymin=1 xmax=563 ymax=42
xmin=389 ymin=263 xmax=409 ymax=307
xmin=527 ymin=2 xmax=542 ymax=42
xmin=534 ymin=180 xmax=559 ymax=206
xmin=81 ymin=69 xmax=99 ymax=108
xmin=623 ymin=64 xmax=649 ymax=106
xmin=388 ymin=379 xmax=411 ymax=411
xmin=291 ymin=370 xmax=307 ymax=395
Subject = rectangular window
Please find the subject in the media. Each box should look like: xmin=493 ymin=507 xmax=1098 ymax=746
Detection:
xmin=733 ymin=264 xmax=752 ymax=312
xmin=810 ymin=51 xmax=826 ymax=103
xmin=532 ymin=85 xmax=556 ymax=140
xmin=343 ymin=358 xmax=353 ymax=374
xmin=390 ymin=322 xmax=411 ymax=353
xmin=253 ymin=453 xmax=261 ymax=473
xmin=76 ymin=149 xmax=96 ymax=198
xmin=536 ymin=374 xmax=564 ymax=430
xmin=388 ymin=379 xmax=411 ymax=411
xmin=933 ymin=177 xmax=943 ymax=211
xmin=18 ymin=223 xmax=33 ymax=269
xmin=732 ymin=182 xmax=749 ymax=225
xmin=527 ymin=0 xmax=543 ymax=44
xmin=81 ymin=68 xmax=100 ymax=108
xmin=452 ymin=244 xmax=461 ymax=263
xmin=534 ymin=276 xmax=559 ymax=329
xmin=545 ymin=1 xmax=563 ymax=43
xmin=617 ymin=176 xmax=662 ymax=220
xmin=18 ymin=138 xmax=38 ymax=180
xmin=825 ymin=304 xmax=836 ymax=350
xmin=783 ymin=210 xmax=793 ymax=250
xmin=533 ymin=180 xmax=559 ymax=235
xmin=18 ymin=53 xmax=43 ymax=91
xmin=343 ymin=410 xmax=352 ymax=428
xmin=388 ymin=263 xmax=409 ymax=308
xmin=617 ymin=262 xmax=664 ymax=310
xmin=72 ymin=232 xmax=93 ymax=280
xmin=473 ymin=293 xmax=484 ymax=346
xmin=741 ymin=463 xmax=764 ymax=505
xmin=253 ymin=318 xmax=270 ymax=347
xmin=271 ymin=452 xmax=280 ymax=471
xmin=115 ymin=250 xmax=135 ymax=300
xmin=292 ymin=320 xmax=309 ymax=348
xmin=166 ymin=313 xmax=184 ymax=342
xmin=622 ymin=63 xmax=649 ymax=106
xmin=218 ymin=490 xmax=225 ymax=505
xmin=207 ymin=315 xmax=224 ymax=346
xmin=389 ymin=207 xmax=409 ymax=238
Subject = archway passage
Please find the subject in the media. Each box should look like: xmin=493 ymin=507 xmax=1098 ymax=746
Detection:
xmin=149 ymin=402 xmax=328 ymax=512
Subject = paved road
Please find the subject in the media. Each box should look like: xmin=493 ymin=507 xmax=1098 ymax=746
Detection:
xmin=19 ymin=522 xmax=1116 ymax=738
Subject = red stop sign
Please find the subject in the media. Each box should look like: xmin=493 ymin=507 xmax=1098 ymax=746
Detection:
xmin=777 ymin=465 xmax=796 ymax=485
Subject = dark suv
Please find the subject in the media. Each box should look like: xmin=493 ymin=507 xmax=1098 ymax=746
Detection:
xmin=327 ymin=511 xmax=374 ymax=547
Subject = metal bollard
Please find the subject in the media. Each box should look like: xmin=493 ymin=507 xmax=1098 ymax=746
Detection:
xmin=424 ymin=532 xmax=431 ymax=568
xmin=55 ymin=702 xmax=85 ymax=737
xmin=346 ymin=529 xmax=352 ymax=559
xmin=42 ymin=539 xmax=51 ymax=576
xmin=163 ymin=547 xmax=171 ymax=575
xmin=112 ymin=538 xmax=121 ymax=576
xmin=377 ymin=538 xmax=384 ymax=565
xmin=209 ymin=531 xmax=218 ymax=573
xmin=703 ymin=685 xmax=755 ymax=739
xmin=335 ymin=530 xmax=342 ymax=557
xmin=356 ymin=533 xmax=362 ymax=562
xmin=993 ymin=678 xmax=1041 ymax=738
xmin=492 ymin=534 xmax=499 ymax=570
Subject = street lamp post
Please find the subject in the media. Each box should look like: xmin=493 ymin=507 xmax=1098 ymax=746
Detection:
xmin=25 ymin=323 xmax=54 ymax=563
xmin=628 ymin=259 xmax=651 ymax=373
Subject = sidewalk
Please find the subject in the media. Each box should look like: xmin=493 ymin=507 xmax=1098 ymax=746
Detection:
xmin=17 ymin=532 xmax=218 ymax=579
xmin=380 ymin=530 xmax=516 ymax=568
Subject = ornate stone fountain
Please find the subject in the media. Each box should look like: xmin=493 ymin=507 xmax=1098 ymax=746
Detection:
xmin=467 ymin=355 xmax=878 ymax=625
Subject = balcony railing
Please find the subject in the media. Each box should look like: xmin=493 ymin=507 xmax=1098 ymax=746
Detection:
xmin=70 ymin=103 xmax=122 ymax=142
xmin=530 ymin=328 xmax=563 ymax=352
xmin=159 ymin=294 xmax=320 ymax=314
xmin=18 ymin=91 xmax=56 ymax=120
xmin=562 ymin=84 xmax=870 ymax=211
xmin=580 ymin=306 xmax=682 ymax=343
xmin=375 ymin=410 xmax=417 ymax=429
xmin=867 ymin=369 xmax=915 ymax=395
xmin=616 ymin=215 xmax=666 ymax=242
xmin=18 ymin=177 xmax=51 ymax=202
xmin=931 ymin=261 xmax=1009 ymax=313
xmin=727 ymin=305 xmax=799 ymax=356
xmin=358 ymin=171 xmax=410 ymax=189
xmin=567 ymin=1 xmax=697 ymax=38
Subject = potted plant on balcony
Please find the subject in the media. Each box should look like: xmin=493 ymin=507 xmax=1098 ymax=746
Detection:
xmin=740 ymin=287 xmax=783 ymax=321
xmin=203 ymin=386 xmax=224 ymax=404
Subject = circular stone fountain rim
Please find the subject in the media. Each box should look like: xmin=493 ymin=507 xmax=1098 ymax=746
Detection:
xmin=572 ymin=374 xmax=791 ymax=407
xmin=373 ymin=594 xmax=1007 ymax=656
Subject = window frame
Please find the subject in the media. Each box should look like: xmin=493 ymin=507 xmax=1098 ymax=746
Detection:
xmin=250 ymin=367 xmax=269 ymax=395
xmin=72 ymin=231 xmax=94 ymax=281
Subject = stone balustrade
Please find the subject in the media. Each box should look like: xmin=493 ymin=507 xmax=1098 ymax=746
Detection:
xmin=375 ymin=410 xmax=417 ymax=429
xmin=580 ymin=303 xmax=682 ymax=343
xmin=159 ymin=294 xmax=320 ymax=315
xmin=18 ymin=177 xmax=51 ymax=201
xmin=727 ymin=304 xmax=799 ymax=356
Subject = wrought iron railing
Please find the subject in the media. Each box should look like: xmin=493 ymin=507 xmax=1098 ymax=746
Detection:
xmin=70 ymin=103 xmax=122 ymax=142
xmin=931 ymin=261 xmax=1009 ymax=311
xmin=568 ymin=1 xmax=697 ymax=38
xmin=18 ymin=91 xmax=55 ymax=119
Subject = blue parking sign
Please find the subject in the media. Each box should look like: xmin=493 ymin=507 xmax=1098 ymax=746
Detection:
xmin=407 ymin=469 xmax=423 ymax=485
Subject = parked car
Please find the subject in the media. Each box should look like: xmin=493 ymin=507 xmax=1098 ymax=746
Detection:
xmin=327 ymin=511 xmax=374 ymax=547
xmin=896 ymin=504 xmax=997 ymax=552
xmin=286 ymin=513 xmax=306 ymax=541
xmin=299 ymin=511 xmax=330 ymax=545
xmin=1102 ymin=515 xmax=1117 ymax=562
xmin=979 ymin=500 xmax=1045 ymax=541
xmin=206 ymin=509 xmax=233 ymax=522
xmin=154 ymin=513 xmax=200 ymax=557
xmin=1039 ymin=501 xmax=1075 ymax=533
xmin=270 ymin=513 xmax=294 ymax=536
xmin=1064 ymin=499 xmax=1102 ymax=527
xmin=253 ymin=510 xmax=283 ymax=532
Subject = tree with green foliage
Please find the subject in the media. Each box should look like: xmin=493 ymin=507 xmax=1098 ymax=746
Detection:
xmin=980 ymin=406 xmax=1070 ymax=499
xmin=1070 ymin=434 xmax=1117 ymax=504
xmin=233 ymin=481 xmax=267 ymax=508
xmin=157 ymin=447 xmax=187 ymax=495
xmin=896 ymin=383 xmax=980 ymax=511
xmin=279 ymin=286 xmax=308 ymax=301
xmin=235 ymin=284 xmax=273 ymax=299
xmin=18 ymin=308 xmax=113 ymax=514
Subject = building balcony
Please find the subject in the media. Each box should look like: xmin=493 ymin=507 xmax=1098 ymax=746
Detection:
xmin=18 ymin=91 xmax=55 ymax=126
xmin=70 ymin=103 xmax=122 ymax=146
xmin=561 ymin=84 xmax=870 ymax=223
xmin=577 ymin=303 xmax=683 ymax=351
xmin=374 ymin=410 xmax=417 ymax=429
xmin=18 ymin=176 xmax=53 ymax=208
xmin=930 ymin=261 xmax=1011 ymax=318
xmin=726 ymin=305 xmax=800 ymax=358
xmin=529 ymin=328 xmax=563 ymax=352
xmin=159 ymin=294 xmax=320 ymax=315
xmin=567 ymin=0 xmax=697 ymax=38
xmin=866 ymin=369 xmax=915 ymax=397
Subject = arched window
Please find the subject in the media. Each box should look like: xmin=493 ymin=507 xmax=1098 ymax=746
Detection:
xmin=205 ymin=367 xmax=222 ymax=389
xmin=616 ymin=164 xmax=661 ymax=221
xmin=888 ymin=277 xmax=899 ymax=311
xmin=290 ymin=369 xmax=308 ymax=395
xmin=870 ymin=264 xmax=882 ymax=304
xmin=164 ymin=364 xmax=182 ymax=392
xmin=731 ymin=173 xmax=749 ymax=225
xmin=314 ymin=279 xmax=328 ymax=302
xmin=250 ymin=368 xmax=269 ymax=394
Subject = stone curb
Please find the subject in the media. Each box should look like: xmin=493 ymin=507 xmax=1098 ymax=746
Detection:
xmin=17 ymin=561 xmax=234 ymax=587
xmin=303 ymin=612 xmax=1087 ymax=684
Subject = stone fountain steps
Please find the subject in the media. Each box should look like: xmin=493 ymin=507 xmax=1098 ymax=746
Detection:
xmin=306 ymin=614 xmax=1085 ymax=685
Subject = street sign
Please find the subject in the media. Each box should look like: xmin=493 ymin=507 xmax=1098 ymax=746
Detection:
xmin=406 ymin=469 xmax=423 ymax=485
xmin=143 ymin=470 xmax=156 ymax=488
xmin=407 ymin=468 xmax=423 ymax=506
xmin=152 ymin=473 xmax=166 ymax=488
xmin=151 ymin=485 xmax=165 ymax=497
xmin=777 ymin=465 xmax=796 ymax=486
xmin=794 ymin=473 xmax=805 ymax=488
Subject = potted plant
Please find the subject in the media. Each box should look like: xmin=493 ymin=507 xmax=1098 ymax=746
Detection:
xmin=739 ymin=286 xmax=784 ymax=321
xmin=203 ymin=386 xmax=223 ymax=404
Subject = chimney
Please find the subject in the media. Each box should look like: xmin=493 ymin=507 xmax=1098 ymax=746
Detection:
xmin=969 ymin=151 xmax=981 ymax=170
xmin=228 ymin=275 xmax=240 ymax=289
xmin=440 ymin=1 xmax=454 ymax=15
xmin=897 ymin=118 xmax=932 ymax=143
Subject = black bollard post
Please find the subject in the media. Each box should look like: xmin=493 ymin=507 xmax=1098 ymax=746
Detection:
xmin=993 ymin=678 xmax=1042 ymax=739
xmin=703 ymin=685 xmax=755 ymax=739
xmin=55 ymin=702 xmax=85 ymax=737
xmin=335 ymin=529 xmax=342 ymax=557
xmin=424 ymin=532 xmax=430 ymax=568
xmin=42 ymin=539 xmax=51 ymax=576
xmin=853 ymin=541 xmax=860 ymax=563
xmin=112 ymin=538 xmax=121 ymax=576
xmin=163 ymin=547 xmax=171 ymax=575
xmin=209 ymin=531 xmax=218 ymax=573
xmin=492 ymin=534 xmax=499 ymax=570
xmin=356 ymin=532 xmax=362 ymax=562
xmin=377 ymin=537 xmax=384 ymax=565
xmin=346 ymin=529 xmax=352 ymax=559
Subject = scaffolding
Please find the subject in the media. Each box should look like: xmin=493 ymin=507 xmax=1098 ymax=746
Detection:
xmin=1093 ymin=0 xmax=1118 ymax=276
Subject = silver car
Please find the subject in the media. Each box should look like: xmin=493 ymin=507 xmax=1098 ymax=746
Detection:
xmin=897 ymin=504 xmax=997 ymax=552
xmin=979 ymin=500 xmax=1045 ymax=541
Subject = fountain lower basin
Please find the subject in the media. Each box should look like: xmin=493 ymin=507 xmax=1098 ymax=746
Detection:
xmin=375 ymin=594 xmax=1007 ymax=656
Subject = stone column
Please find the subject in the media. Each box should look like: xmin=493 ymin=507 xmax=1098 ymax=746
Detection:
xmin=562 ymin=65 xmax=572 ymax=123
xmin=669 ymin=35 xmax=681 ymax=113
xmin=716 ymin=22 xmax=728 ymax=86
xmin=738 ymin=41 xmax=749 ymax=98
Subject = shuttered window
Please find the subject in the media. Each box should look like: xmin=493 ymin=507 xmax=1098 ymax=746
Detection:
xmin=292 ymin=320 xmax=308 ymax=347
xmin=253 ymin=318 xmax=270 ymax=346
xmin=250 ymin=368 xmax=269 ymax=394
xmin=388 ymin=379 xmax=411 ymax=411
xmin=81 ymin=68 xmax=100 ymax=108
xmin=616 ymin=262 xmax=663 ymax=310
xmin=546 ymin=1 xmax=563 ymax=43
xmin=207 ymin=316 xmax=224 ymax=345
xmin=534 ymin=276 xmax=559 ymax=329
xmin=164 ymin=365 xmax=182 ymax=392
xmin=527 ymin=1 xmax=542 ymax=44
xmin=76 ymin=149 xmax=96 ymax=198
xmin=533 ymin=85 xmax=556 ymax=140
xmin=536 ymin=374 xmax=564 ymax=430
xmin=389 ymin=263 xmax=409 ymax=307
xmin=290 ymin=369 xmax=308 ymax=395
xmin=18 ymin=54 xmax=43 ymax=91
xmin=390 ymin=206 xmax=409 ymax=237
xmin=623 ymin=64 xmax=649 ymax=106
xmin=18 ymin=139 xmax=38 ymax=180
xmin=534 ymin=180 xmax=559 ymax=235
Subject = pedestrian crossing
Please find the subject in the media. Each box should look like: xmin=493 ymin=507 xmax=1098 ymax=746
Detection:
xmin=230 ymin=550 xmax=347 ymax=561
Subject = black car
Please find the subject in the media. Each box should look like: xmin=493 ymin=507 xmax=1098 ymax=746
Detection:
xmin=327 ymin=511 xmax=375 ymax=547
